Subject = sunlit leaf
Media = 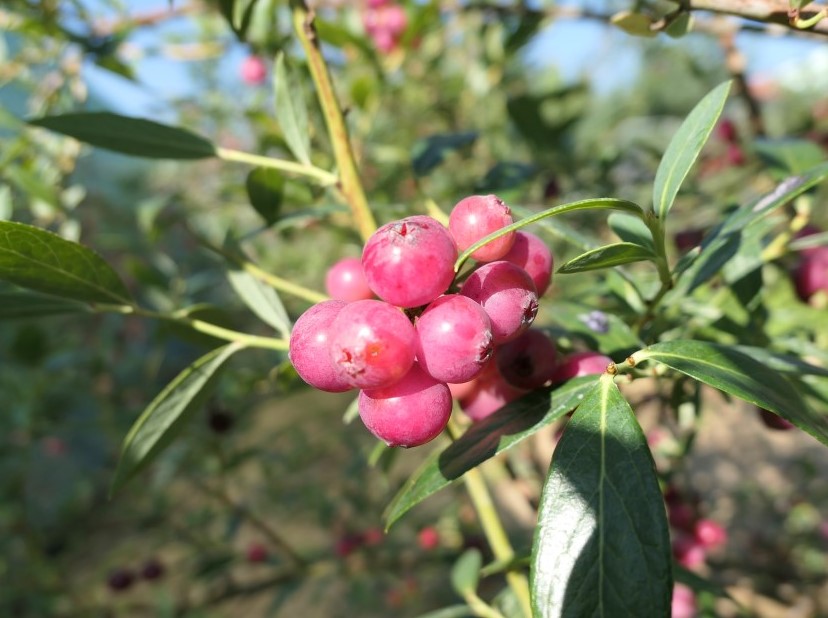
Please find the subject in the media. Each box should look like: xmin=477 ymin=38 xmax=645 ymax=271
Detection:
xmin=0 ymin=221 xmax=131 ymax=305
xmin=557 ymin=242 xmax=656 ymax=274
xmin=531 ymin=376 xmax=672 ymax=617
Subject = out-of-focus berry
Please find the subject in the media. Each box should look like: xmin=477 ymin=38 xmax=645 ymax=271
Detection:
xmin=141 ymin=558 xmax=165 ymax=581
xmin=359 ymin=363 xmax=452 ymax=447
xmin=460 ymin=261 xmax=538 ymax=344
xmin=325 ymin=257 xmax=373 ymax=302
xmin=107 ymin=568 xmax=135 ymax=592
xmin=362 ymin=216 xmax=457 ymax=308
xmin=415 ymin=294 xmax=493 ymax=383
xmin=672 ymin=534 xmax=706 ymax=569
xmin=694 ymin=519 xmax=727 ymax=549
xmin=674 ymin=228 xmax=706 ymax=253
xmin=240 ymin=55 xmax=267 ymax=85
xmin=716 ymin=118 xmax=738 ymax=143
xmin=549 ymin=351 xmax=613 ymax=384
xmin=329 ymin=300 xmax=416 ymax=389
xmin=289 ymin=300 xmax=353 ymax=392
xmin=335 ymin=533 xmax=363 ymax=558
xmin=496 ymin=329 xmax=558 ymax=390
xmin=459 ymin=364 xmax=528 ymax=422
xmin=758 ymin=408 xmax=795 ymax=431
xmin=449 ymin=195 xmax=516 ymax=262
xmin=671 ymin=583 xmax=697 ymax=618
xmin=793 ymin=245 xmax=828 ymax=302
xmin=417 ymin=526 xmax=440 ymax=550
xmin=246 ymin=542 xmax=268 ymax=563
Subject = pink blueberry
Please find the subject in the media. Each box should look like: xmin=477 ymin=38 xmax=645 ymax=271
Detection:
xmin=289 ymin=300 xmax=352 ymax=392
xmin=793 ymin=246 xmax=828 ymax=302
xmin=496 ymin=329 xmax=558 ymax=390
xmin=449 ymin=195 xmax=516 ymax=262
xmin=459 ymin=364 xmax=528 ymax=422
xmin=240 ymin=55 xmax=267 ymax=85
xmin=325 ymin=257 xmax=374 ymax=302
xmin=500 ymin=231 xmax=554 ymax=296
xmin=694 ymin=519 xmax=727 ymax=549
xmin=549 ymin=351 xmax=613 ymax=384
xmin=671 ymin=583 xmax=697 ymax=618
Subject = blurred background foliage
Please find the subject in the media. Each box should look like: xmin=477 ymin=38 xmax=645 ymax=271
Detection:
xmin=1 ymin=0 xmax=827 ymax=616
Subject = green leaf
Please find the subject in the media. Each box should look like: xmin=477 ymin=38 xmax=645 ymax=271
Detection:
xmin=384 ymin=377 xmax=596 ymax=529
xmin=557 ymin=242 xmax=656 ymax=274
xmin=227 ymin=269 xmax=291 ymax=338
xmin=653 ymin=81 xmax=731 ymax=219
xmin=451 ymin=549 xmax=482 ymax=596
xmin=531 ymin=376 xmax=672 ymax=618
xmin=608 ymin=213 xmax=655 ymax=252
xmin=111 ymin=343 xmax=243 ymax=494
xmin=754 ymin=138 xmax=825 ymax=175
xmin=636 ymin=340 xmax=828 ymax=445
xmin=732 ymin=346 xmax=828 ymax=379
xmin=245 ymin=167 xmax=284 ymax=225
xmin=610 ymin=11 xmax=657 ymax=37
xmin=456 ymin=198 xmax=645 ymax=271
xmin=412 ymin=132 xmax=478 ymax=176
xmin=232 ymin=0 xmax=256 ymax=30
xmin=0 ymin=289 xmax=88 ymax=319
xmin=550 ymin=303 xmax=644 ymax=359
xmin=29 ymin=112 xmax=216 ymax=159
xmin=413 ymin=606 xmax=475 ymax=618
xmin=664 ymin=12 xmax=693 ymax=38
xmin=0 ymin=220 xmax=131 ymax=305
xmin=273 ymin=53 xmax=311 ymax=165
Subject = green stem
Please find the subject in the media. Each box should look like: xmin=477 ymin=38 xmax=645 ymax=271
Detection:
xmin=216 ymin=147 xmax=338 ymax=186
xmin=100 ymin=304 xmax=289 ymax=351
xmin=289 ymin=0 xmax=378 ymax=242
xmin=464 ymin=590 xmax=507 ymax=618
xmin=636 ymin=213 xmax=674 ymax=334
xmin=449 ymin=421 xmax=532 ymax=617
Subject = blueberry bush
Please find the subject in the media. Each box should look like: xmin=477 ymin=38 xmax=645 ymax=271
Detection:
xmin=2 ymin=0 xmax=828 ymax=616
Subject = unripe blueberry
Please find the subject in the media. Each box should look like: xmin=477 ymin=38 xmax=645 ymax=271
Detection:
xmin=358 ymin=363 xmax=452 ymax=447
xmin=289 ymin=300 xmax=353 ymax=393
xmin=671 ymin=583 xmax=697 ymax=618
xmin=549 ymin=351 xmax=613 ymax=384
xmin=793 ymin=246 xmax=828 ymax=302
xmin=758 ymin=407 xmax=794 ymax=431
xmin=460 ymin=261 xmax=538 ymax=344
xmin=362 ymin=216 xmax=457 ymax=308
xmin=240 ymin=55 xmax=267 ymax=85
xmin=694 ymin=519 xmax=727 ymax=549
xmin=496 ymin=329 xmax=558 ymax=390
xmin=415 ymin=294 xmax=493 ymax=383
xmin=246 ymin=542 xmax=268 ymax=563
xmin=459 ymin=365 xmax=528 ymax=422
xmin=449 ymin=195 xmax=516 ymax=262
xmin=325 ymin=257 xmax=374 ymax=302
xmin=107 ymin=568 xmax=135 ymax=592
xmin=329 ymin=300 xmax=416 ymax=389
xmin=500 ymin=231 xmax=554 ymax=296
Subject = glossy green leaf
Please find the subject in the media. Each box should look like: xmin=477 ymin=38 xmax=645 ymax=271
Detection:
xmin=636 ymin=340 xmax=828 ymax=445
xmin=273 ymin=53 xmax=311 ymax=165
xmin=0 ymin=221 xmax=131 ymax=305
xmin=456 ymin=199 xmax=645 ymax=271
xmin=557 ymin=242 xmax=656 ymax=274
xmin=653 ymin=81 xmax=731 ymax=219
xmin=227 ymin=269 xmax=291 ymax=338
xmin=245 ymin=167 xmax=284 ymax=225
xmin=384 ymin=377 xmax=596 ymax=529
xmin=412 ymin=132 xmax=478 ymax=177
xmin=610 ymin=11 xmax=657 ymax=37
xmin=608 ymin=213 xmax=655 ymax=252
xmin=531 ymin=376 xmax=672 ymax=618
xmin=732 ymin=346 xmax=828 ymax=379
xmin=28 ymin=112 xmax=216 ymax=159
xmin=0 ymin=290 xmax=88 ymax=319
xmin=111 ymin=343 xmax=243 ymax=493
xmin=451 ymin=549 xmax=482 ymax=595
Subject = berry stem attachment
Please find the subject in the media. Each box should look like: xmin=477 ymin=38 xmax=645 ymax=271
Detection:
xmin=289 ymin=0 xmax=378 ymax=242
xmin=216 ymin=147 xmax=337 ymax=186
xmin=448 ymin=420 xmax=533 ymax=618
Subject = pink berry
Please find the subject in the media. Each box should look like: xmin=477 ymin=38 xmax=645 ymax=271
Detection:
xmin=672 ymin=534 xmax=706 ymax=569
xmin=501 ymin=231 xmax=554 ymax=296
xmin=363 ymin=527 xmax=384 ymax=546
xmin=460 ymin=261 xmax=538 ymax=344
xmin=674 ymin=228 xmax=705 ymax=253
xmin=694 ymin=519 xmax=727 ymax=549
xmin=358 ymin=363 xmax=452 ymax=447
xmin=671 ymin=583 xmax=697 ymax=618
xmin=415 ymin=294 xmax=494 ymax=383
xmin=246 ymin=542 xmax=268 ymax=563
xmin=726 ymin=143 xmax=745 ymax=166
xmin=335 ymin=533 xmax=363 ymax=558
xmin=329 ymin=300 xmax=416 ymax=389
xmin=325 ymin=257 xmax=373 ymax=302
xmin=366 ymin=0 xmax=389 ymax=8
xmin=417 ymin=526 xmax=440 ymax=550
xmin=289 ymin=300 xmax=352 ymax=393
xmin=449 ymin=195 xmax=516 ymax=262
xmin=716 ymin=118 xmax=738 ymax=143
xmin=362 ymin=216 xmax=457 ymax=308
xmin=240 ymin=55 xmax=267 ymax=85
xmin=793 ymin=247 xmax=828 ymax=302
xmin=459 ymin=365 xmax=528 ymax=422
xmin=496 ymin=329 xmax=558 ymax=390
xmin=668 ymin=502 xmax=696 ymax=533
xmin=549 ymin=351 xmax=613 ymax=384
xmin=381 ymin=4 xmax=407 ymax=37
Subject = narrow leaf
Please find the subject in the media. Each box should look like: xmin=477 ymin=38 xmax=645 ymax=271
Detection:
xmin=0 ymin=290 xmax=88 ymax=318
xmin=456 ymin=198 xmax=645 ymax=271
xmin=451 ymin=549 xmax=482 ymax=595
xmin=227 ymin=269 xmax=291 ymax=338
xmin=28 ymin=112 xmax=216 ymax=159
xmin=412 ymin=132 xmax=478 ymax=176
xmin=608 ymin=213 xmax=655 ymax=252
xmin=111 ymin=344 xmax=243 ymax=493
xmin=0 ymin=221 xmax=131 ymax=305
xmin=384 ymin=377 xmax=595 ymax=529
xmin=653 ymin=81 xmax=731 ymax=219
xmin=245 ymin=167 xmax=284 ymax=225
xmin=557 ymin=242 xmax=656 ymax=274
xmin=531 ymin=376 xmax=672 ymax=618
xmin=274 ymin=53 xmax=311 ymax=165
xmin=610 ymin=11 xmax=657 ymax=37
xmin=636 ymin=340 xmax=828 ymax=445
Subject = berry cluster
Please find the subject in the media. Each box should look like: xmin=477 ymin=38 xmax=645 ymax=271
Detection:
xmin=290 ymin=195 xmax=608 ymax=447
xmin=362 ymin=0 xmax=408 ymax=54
